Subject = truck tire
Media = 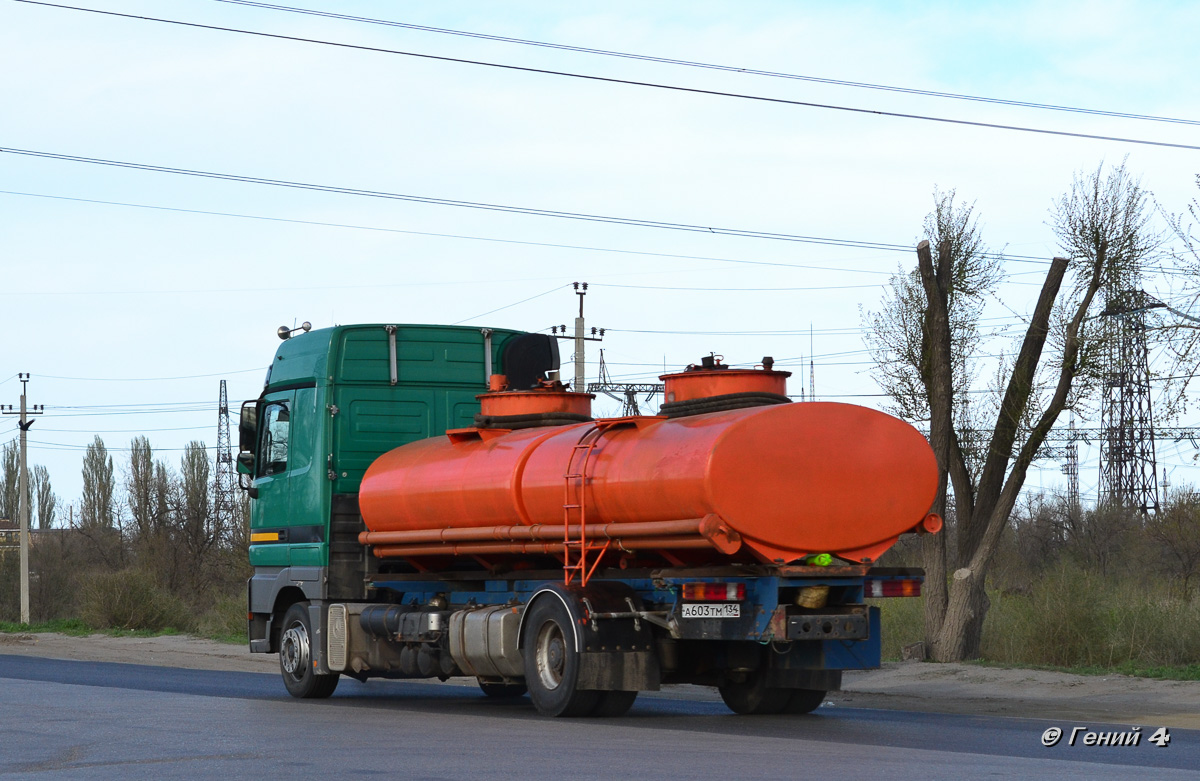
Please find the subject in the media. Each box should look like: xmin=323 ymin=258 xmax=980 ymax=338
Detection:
xmin=279 ymin=602 xmax=340 ymax=699
xmin=783 ymin=688 xmax=826 ymax=714
xmin=478 ymin=680 xmax=527 ymax=698
xmin=590 ymin=690 xmax=638 ymax=717
xmin=718 ymin=669 xmax=790 ymax=715
xmin=523 ymin=597 xmax=601 ymax=717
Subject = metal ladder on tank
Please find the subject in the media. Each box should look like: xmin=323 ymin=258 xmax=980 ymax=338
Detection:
xmin=562 ymin=425 xmax=611 ymax=586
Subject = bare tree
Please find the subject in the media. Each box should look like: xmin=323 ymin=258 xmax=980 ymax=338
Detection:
xmin=1157 ymin=174 xmax=1200 ymax=418
xmin=1 ymin=441 xmax=18 ymax=522
xmin=1066 ymin=502 xmax=1139 ymax=577
xmin=863 ymin=190 xmax=1004 ymax=648
xmin=865 ymin=162 xmax=1161 ymax=660
xmin=863 ymin=190 xmax=1003 ymax=425
xmin=1148 ymin=486 xmax=1200 ymax=599
xmin=169 ymin=441 xmax=217 ymax=591
xmin=30 ymin=464 xmax=56 ymax=530
xmin=80 ymin=435 xmax=115 ymax=530
xmin=153 ymin=461 xmax=171 ymax=528
xmin=127 ymin=435 xmax=156 ymax=539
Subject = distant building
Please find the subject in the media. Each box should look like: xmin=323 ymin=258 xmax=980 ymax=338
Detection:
xmin=0 ymin=518 xmax=16 ymax=550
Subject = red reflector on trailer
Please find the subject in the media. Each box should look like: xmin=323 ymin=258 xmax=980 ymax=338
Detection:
xmin=865 ymin=578 xmax=922 ymax=598
xmin=682 ymin=582 xmax=745 ymax=601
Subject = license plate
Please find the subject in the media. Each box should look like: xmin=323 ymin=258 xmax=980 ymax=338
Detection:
xmin=681 ymin=602 xmax=741 ymax=619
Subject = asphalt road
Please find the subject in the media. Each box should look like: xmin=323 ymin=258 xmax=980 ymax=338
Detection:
xmin=1 ymin=653 xmax=1197 ymax=780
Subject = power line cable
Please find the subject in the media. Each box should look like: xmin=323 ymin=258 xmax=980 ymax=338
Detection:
xmin=209 ymin=0 xmax=1200 ymax=128
xmin=0 ymin=148 xmax=1059 ymax=263
xmin=7 ymin=189 xmax=1188 ymax=285
xmin=34 ymin=368 xmax=264 ymax=381
xmin=27 ymin=439 xmax=221 ymax=452
xmin=592 ymin=282 xmax=885 ymax=292
xmin=36 ymin=410 xmax=213 ymax=418
xmin=37 ymin=425 xmax=214 ymax=433
xmin=0 ymin=190 xmax=900 ymax=277
xmin=47 ymin=400 xmax=217 ymax=408
xmin=12 ymin=1 xmax=1199 ymax=152
xmin=453 ymin=284 xmax=568 ymax=325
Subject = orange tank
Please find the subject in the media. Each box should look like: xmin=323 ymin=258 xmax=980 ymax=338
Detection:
xmin=358 ymin=401 xmax=938 ymax=565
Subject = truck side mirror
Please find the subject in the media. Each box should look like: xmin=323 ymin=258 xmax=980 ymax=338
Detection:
xmin=239 ymin=401 xmax=258 ymax=452
xmin=237 ymin=451 xmax=255 ymax=475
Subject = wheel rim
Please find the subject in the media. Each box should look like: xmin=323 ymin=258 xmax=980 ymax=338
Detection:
xmin=280 ymin=620 xmax=310 ymax=679
xmin=535 ymin=620 xmax=566 ymax=691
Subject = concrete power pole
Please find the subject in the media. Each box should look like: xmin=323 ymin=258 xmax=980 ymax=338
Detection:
xmin=574 ymin=282 xmax=588 ymax=392
xmin=3 ymin=373 xmax=43 ymax=624
xmin=551 ymin=283 xmax=604 ymax=392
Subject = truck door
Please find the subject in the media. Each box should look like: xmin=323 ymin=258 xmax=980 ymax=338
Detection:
xmin=249 ymin=391 xmax=293 ymax=567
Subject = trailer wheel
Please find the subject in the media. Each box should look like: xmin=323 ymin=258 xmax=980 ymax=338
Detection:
xmin=478 ymin=680 xmax=528 ymax=699
xmin=523 ymin=598 xmax=601 ymax=717
xmin=718 ymin=670 xmax=790 ymax=715
xmin=279 ymin=602 xmax=339 ymax=699
xmin=783 ymin=688 xmax=826 ymax=714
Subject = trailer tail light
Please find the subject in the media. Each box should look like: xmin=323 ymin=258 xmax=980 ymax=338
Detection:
xmin=865 ymin=578 xmax=922 ymax=598
xmin=682 ymin=583 xmax=745 ymax=601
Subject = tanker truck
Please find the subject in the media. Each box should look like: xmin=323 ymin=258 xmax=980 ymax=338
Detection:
xmin=239 ymin=323 xmax=940 ymax=716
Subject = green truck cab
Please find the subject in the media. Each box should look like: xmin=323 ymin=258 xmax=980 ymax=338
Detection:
xmin=237 ymin=323 xmax=559 ymax=654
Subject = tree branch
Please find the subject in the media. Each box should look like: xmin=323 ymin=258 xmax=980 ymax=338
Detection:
xmin=969 ymin=255 xmax=1071 ymax=556
xmin=973 ymin=253 xmax=1102 ymax=568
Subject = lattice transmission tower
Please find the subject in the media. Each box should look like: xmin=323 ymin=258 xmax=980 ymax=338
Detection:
xmin=588 ymin=350 xmax=661 ymax=416
xmin=1098 ymin=290 xmax=1163 ymax=514
xmin=1060 ymin=414 xmax=1080 ymax=513
xmin=214 ymin=380 xmax=237 ymax=538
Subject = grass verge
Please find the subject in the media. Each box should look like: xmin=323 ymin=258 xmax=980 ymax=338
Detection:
xmin=874 ymin=565 xmax=1200 ymax=677
xmin=968 ymin=658 xmax=1200 ymax=682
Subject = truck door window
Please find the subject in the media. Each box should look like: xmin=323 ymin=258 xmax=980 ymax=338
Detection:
xmin=259 ymin=402 xmax=290 ymax=476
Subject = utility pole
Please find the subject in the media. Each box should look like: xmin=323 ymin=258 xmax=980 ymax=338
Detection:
xmin=574 ymin=282 xmax=588 ymax=391
xmin=551 ymin=283 xmax=604 ymax=391
xmin=3 ymin=374 xmax=43 ymax=624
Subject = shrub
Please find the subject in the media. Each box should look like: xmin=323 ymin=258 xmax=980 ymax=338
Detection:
xmin=81 ymin=569 xmax=192 ymax=632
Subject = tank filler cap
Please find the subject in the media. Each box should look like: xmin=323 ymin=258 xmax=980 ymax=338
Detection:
xmin=685 ymin=353 xmax=729 ymax=372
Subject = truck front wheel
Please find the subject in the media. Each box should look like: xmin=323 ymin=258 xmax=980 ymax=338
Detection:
xmin=523 ymin=598 xmax=600 ymax=717
xmin=279 ymin=602 xmax=340 ymax=699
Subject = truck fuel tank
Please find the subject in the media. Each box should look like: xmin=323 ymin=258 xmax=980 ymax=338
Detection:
xmin=359 ymin=401 xmax=938 ymax=565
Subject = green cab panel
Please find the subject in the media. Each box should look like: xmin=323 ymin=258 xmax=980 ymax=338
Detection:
xmin=248 ymin=323 xmax=537 ymax=569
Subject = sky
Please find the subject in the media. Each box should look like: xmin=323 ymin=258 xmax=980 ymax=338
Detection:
xmin=2 ymin=0 xmax=1199 ymax=514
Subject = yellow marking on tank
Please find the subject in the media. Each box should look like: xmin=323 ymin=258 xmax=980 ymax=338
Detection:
xmin=251 ymin=532 xmax=281 ymax=543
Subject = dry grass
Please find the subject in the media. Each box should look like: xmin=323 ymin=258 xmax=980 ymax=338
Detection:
xmin=875 ymin=564 xmax=1200 ymax=676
